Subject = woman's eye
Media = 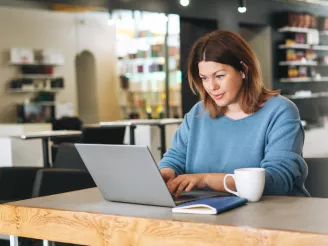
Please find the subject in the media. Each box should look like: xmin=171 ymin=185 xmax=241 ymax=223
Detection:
xmin=200 ymin=77 xmax=207 ymax=81
xmin=216 ymin=75 xmax=225 ymax=79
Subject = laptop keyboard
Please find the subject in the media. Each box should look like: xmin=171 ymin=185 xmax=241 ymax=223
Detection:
xmin=175 ymin=194 xmax=198 ymax=200
xmin=173 ymin=193 xmax=201 ymax=203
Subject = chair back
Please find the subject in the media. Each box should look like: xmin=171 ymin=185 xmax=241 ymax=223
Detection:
xmin=53 ymin=143 xmax=87 ymax=170
xmin=32 ymin=169 xmax=96 ymax=198
xmin=0 ymin=167 xmax=41 ymax=202
xmin=305 ymin=158 xmax=328 ymax=198
xmin=82 ymin=126 xmax=125 ymax=145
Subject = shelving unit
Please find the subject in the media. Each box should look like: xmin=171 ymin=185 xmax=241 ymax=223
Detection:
xmin=7 ymin=48 xmax=65 ymax=123
xmin=277 ymin=24 xmax=328 ymax=83
xmin=275 ymin=13 xmax=328 ymax=124
xmin=114 ymin=10 xmax=181 ymax=120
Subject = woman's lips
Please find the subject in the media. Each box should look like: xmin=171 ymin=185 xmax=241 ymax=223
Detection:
xmin=212 ymin=93 xmax=224 ymax=100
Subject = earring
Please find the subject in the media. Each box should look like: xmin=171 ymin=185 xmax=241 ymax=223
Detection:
xmin=242 ymin=73 xmax=246 ymax=79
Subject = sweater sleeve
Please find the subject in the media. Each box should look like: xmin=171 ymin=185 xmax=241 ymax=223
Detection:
xmin=260 ymin=115 xmax=308 ymax=195
xmin=157 ymin=113 xmax=190 ymax=175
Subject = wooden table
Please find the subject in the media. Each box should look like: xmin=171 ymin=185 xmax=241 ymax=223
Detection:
xmin=1 ymin=188 xmax=328 ymax=246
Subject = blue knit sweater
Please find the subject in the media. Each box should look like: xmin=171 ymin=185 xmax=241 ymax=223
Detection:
xmin=158 ymin=95 xmax=310 ymax=196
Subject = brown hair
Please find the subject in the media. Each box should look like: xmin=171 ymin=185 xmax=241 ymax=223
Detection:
xmin=187 ymin=30 xmax=280 ymax=118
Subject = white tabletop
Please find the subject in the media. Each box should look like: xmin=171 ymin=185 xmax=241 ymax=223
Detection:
xmin=13 ymin=130 xmax=82 ymax=139
xmin=99 ymin=118 xmax=183 ymax=127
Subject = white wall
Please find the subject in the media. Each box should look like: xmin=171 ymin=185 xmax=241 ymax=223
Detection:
xmin=74 ymin=11 xmax=120 ymax=122
xmin=240 ymin=26 xmax=273 ymax=90
xmin=0 ymin=7 xmax=120 ymax=123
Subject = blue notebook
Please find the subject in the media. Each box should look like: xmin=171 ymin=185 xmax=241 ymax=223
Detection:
xmin=172 ymin=196 xmax=248 ymax=215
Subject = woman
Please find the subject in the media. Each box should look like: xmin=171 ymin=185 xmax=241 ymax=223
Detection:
xmin=158 ymin=30 xmax=310 ymax=197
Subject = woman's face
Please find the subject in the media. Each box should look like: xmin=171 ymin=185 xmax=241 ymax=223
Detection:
xmin=198 ymin=61 xmax=244 ymax=109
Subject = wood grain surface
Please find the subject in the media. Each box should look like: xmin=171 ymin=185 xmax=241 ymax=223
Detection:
xmin=0 ymin=203 xmax=328 ymax=246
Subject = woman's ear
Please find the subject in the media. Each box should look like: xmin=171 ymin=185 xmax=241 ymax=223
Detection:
xmin=240 ymin=61 xmax=249 ymax=79
xmin=240 ymin=71 xmax=246 ymax=79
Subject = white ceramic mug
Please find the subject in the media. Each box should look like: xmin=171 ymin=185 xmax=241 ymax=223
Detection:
xmin=223 ymin=168 xmax=265 ymax=202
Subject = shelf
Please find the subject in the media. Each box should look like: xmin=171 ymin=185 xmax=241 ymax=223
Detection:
xmin=283 ymin=92 xmax=328 ymax=99
xmin=280 ymin=77 xmax=312 ymax=83
xmin=118 ymin=57 xmax=166 ymax=65
xmin=17 ymin=75 xmax=57 ymax=79
xmin=120 ymin=104 xmax=180 ymax=108
xmin=122 ymin=89 xmax=181 ymax=93
xmin=320 ymin=31 xmax=328 ymax=36
xmin=278 ymin=44 xmax=311 ymax=49
xmin=9 ymin=62 xmax=63 ymax=66
xmin=280 ymin=77 xmax=328 ymax=83
xmin=8 ymin=88 xmax=63 ymax=93
xmin=279 ymin=61 xmax=317 ymax=66
xmin=133 ymin=36 xmax=165 ymax=44
xmin=313 ymin=77 xmax=328 ymax=82
xmin=26 ymin=102 xmax=57 ymax=106
xmin=278 ymin=44 xmax=328 ymax=50
xmin=126 ymin=70 xmax=180 ymax=73
xmin=278 ymin=27 xmax=317 ymax=33
xmin=313 ymin=45 xmax=328 ymax=50
xmin=126 ymin=90 xmax=165 ymax=93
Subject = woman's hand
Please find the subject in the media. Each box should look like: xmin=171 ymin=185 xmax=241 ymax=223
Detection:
xmin=167 ymin=174 xmax=208 ymax=197
xmin=166 ymin=173 xmax=236 ymax=197
xmin=160 ymin=168 xmax=176 ymax=184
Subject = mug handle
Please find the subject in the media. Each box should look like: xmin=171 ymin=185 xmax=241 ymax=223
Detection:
xmin=223 ymin=174 xmax=239 ymax=196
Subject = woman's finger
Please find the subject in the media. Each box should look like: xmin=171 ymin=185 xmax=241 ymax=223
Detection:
xmin=185 ymin=181 xmax=195 ymax=192
xmin=167 ymin=177 xmax=181 ymax=194
xmin=175 ymin=179 xmax=189 ymax=198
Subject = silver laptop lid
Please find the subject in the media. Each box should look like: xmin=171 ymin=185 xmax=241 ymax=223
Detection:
xmin=75 ymin=144 xmax=176 ymax=207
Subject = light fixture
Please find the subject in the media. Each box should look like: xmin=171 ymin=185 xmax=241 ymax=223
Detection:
xmin=238 ymin=0 xmax=247 ymax=13
xmin=180 ymin=0 xmax=190 ymax=7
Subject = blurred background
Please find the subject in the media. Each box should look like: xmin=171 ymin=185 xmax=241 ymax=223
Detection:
xmin=0 ymin=0 xmax=328 ymax=125
xmin=1 ymin=0 xmax=328 ymax=244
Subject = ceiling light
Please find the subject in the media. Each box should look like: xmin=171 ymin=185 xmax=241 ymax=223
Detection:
xmin=238 ymin=0 xmax=247 ymax=13
xmin=180 ymin=0 xmax=190 ymax=7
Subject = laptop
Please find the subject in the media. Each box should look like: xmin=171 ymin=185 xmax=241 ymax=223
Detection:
xmin=74 ymin=144 xmax=226 ymax=207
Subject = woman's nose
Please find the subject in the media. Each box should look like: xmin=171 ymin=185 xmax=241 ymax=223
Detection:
xmin=209 ymin=79 xmax=220 ymax=90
